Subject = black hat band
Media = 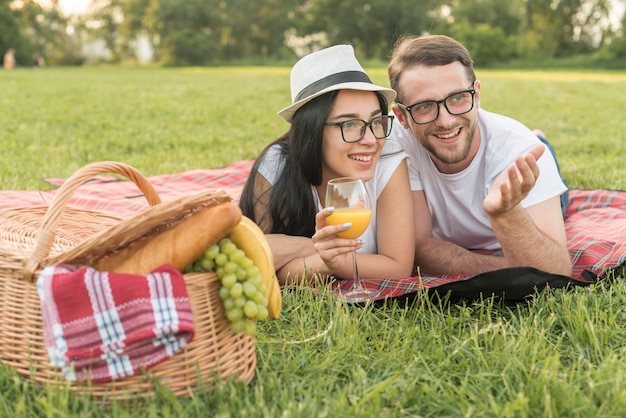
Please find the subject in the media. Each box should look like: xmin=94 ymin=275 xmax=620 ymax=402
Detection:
xmin=294 ymin=71 xmax=373 ymax=103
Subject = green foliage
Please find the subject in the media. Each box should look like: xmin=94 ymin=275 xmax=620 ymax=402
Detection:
xmin=7 ymin=0 xmax=83 ymax=66
xmin=516 ymin=28 xmax=557 ymax=60
xmin=596 ymin=28 xmax=626 ymax=62
xmin=0 ymin=0 xmax=34 ymax=64
xmin=303 ymin=0 xmax=445 ymax=60
xmin=161 ymin=29 xmax=218 ymax=66
xmin=0 ymin=67 xmax=625 ymax=416
xmin=449 ymin=21 xmax=516 ymax=66
xmin=3 ymin=0 xmax=626 ymax=66
xmin=450 ymin=0 xmax=524 ymax=37
xmin=522 ymin=0 xmax=613 ymax=56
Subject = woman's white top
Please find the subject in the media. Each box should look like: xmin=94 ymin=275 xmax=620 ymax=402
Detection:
xmin=257 ymin=141 xmax=409 ymax=253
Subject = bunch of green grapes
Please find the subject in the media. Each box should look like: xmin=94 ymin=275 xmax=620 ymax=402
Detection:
xmin=187 ymin=238 xmax=269 ymax=336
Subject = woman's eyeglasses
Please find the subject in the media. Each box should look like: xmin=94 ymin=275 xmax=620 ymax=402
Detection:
xmin=324 ymin=115 xmax=394 ymax=143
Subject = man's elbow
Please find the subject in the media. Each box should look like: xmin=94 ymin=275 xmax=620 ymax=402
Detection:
xmin=542 ymin=253 xmax=573 ymax=277
xmin=555 ymin=259 xmax=573 ymax=277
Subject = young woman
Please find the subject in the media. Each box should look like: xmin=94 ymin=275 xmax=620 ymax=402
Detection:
xmin=239 ymin=45 xmax=415 ymax=285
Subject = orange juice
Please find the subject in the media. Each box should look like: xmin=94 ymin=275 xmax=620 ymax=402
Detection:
xmin=327 ymin=208 xmax=372 ymax=239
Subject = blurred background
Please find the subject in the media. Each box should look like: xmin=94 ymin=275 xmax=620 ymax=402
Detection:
xmin=2 ymin=0 xmax=626 ymax=68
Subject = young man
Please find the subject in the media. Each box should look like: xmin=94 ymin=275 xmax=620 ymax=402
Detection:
xmin=387 ymin=34 xmax=572 ymax=277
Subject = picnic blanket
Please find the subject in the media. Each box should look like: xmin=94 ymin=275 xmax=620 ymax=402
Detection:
xmin=0 ymin=159 xmax=252 ymax=217
xmin=1 ymin=159 xmax=625 ymax=301
xmin=341 ymin=186 xmax=626 ymax=301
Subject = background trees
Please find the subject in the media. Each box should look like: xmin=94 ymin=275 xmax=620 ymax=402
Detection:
xmin=2 ymin=0 xmax=625 ymax=67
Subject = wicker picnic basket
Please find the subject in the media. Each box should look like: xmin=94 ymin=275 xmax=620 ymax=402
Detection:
xmin=0 ymin=161 xmax=256 ymax=399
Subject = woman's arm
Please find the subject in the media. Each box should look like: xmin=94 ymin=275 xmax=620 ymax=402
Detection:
xmin=310 ymin=159 xmax=415 ymax=279
xmin=250 ymin=172 xmax=334 ymax=285
xmin=265 ymin=234 xmax=329 ymax=285
xmin=252 ymin=160 xmax=415 ymax=284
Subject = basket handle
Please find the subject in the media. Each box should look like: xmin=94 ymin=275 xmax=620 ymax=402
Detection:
xmin=23 ymin=161 xmax=162 ymax=281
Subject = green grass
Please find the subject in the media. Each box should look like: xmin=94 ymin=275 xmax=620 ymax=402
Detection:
xmin=0 ymin=66 xmax=625 ymax=417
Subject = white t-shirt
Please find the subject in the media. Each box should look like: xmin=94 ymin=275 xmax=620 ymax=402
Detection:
xmin=390 ymin=108 xmax=567 ymax=250
xmin=257 ymin=141 xmax=408 ymax=254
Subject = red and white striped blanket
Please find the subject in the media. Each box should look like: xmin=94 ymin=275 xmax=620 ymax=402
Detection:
xmin=1 ymin=159 xmax=624 ymax=300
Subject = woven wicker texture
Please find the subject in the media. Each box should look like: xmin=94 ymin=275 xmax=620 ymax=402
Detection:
xmin=0 ymin=161 xmax=256 ymax=399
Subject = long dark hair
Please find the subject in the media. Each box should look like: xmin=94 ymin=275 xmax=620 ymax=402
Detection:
xmin=240 ymin=90 xmax=389 ymax=237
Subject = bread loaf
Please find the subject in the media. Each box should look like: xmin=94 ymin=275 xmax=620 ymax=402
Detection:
xmin=94 ymin=203 xmax=242 ymax=275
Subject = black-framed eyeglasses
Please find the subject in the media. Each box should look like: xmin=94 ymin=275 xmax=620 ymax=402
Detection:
xmin=397 ymin=87 xmax=476 ymax=125
xmin=324 ymin=115 xmax=394 ymax=143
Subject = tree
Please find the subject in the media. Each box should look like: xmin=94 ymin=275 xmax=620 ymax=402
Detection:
xmin=12 ymin=0 xmax=620 ymax=66
xmin=3 ymin=0 xmax=81 ymax=66
xmin=83 ymin=0 xmax=123 ymax=62
xmin=444 ymin=0 xmax=521 ymax=63
xmin=152 ymin=0 xmax=218 ymax=65
xmin=0 ymin=0 xmax=34 ymax=65
xmin=522 ymin=0 xmax=612 ymax=57
xmin=449 ymin=0 xmax=524 ymax=37
xmin=595 ymin=2 xmax=626 ymax=63
xmin=300 ymin=0 xmax=443 ymax=60
xmin=449 ymin=20 xmax=516 ymax=65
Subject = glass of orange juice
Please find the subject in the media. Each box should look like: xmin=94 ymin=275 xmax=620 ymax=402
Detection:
xmin=325 ymin=177 xmax=379 ymax=302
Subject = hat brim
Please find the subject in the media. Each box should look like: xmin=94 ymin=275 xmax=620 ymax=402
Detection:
xmin=277 ymin=82 xmax=397 ymax=123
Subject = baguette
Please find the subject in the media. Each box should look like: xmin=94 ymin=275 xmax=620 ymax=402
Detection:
xmin=94 ymin=202 xmax=242 ymax=275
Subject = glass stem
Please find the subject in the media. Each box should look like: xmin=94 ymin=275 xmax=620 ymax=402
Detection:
xmin=351 ymin=250 xmax=364 ymax=291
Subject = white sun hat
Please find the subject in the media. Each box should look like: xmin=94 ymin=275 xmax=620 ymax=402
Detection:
xmin=278 ymin=45 xmax=397 ymax=123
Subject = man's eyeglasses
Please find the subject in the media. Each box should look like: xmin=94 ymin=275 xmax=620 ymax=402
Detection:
xmin=324 ymin=115 xmax=394 ymax=143
xmin=397 ymin=87 xmax=476 ymax=125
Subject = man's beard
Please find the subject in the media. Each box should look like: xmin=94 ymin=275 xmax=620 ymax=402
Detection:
xmin=424 ymin=122 xmax=477 ymax=166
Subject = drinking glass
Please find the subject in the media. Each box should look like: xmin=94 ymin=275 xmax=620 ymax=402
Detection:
xmin=325 ymin=177 xmax=380 ymax=302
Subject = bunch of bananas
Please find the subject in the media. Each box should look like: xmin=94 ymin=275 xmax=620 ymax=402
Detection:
xmin=227 ymin=216 xmax=281 ymax=320
xmin=187 ymin=214 xmax=281 ymax=336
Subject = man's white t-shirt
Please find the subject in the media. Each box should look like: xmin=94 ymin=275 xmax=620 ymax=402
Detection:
xmin=390 ymin=108 xmax=567 ymax=250
xmin=257 ymin=141 xmax=408 ymax=254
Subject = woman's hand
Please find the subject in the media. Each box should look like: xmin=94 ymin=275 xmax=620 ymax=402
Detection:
xmin=311 ymin=207 xmax=363 ymax=273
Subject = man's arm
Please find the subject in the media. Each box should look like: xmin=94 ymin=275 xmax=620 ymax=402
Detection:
xmin=488 ymin=196 xmax=571 ymax=276
xmin=413 ymin=146 xmax=571 ymax=276
xmin=484 ymin=147 xmax=571 ymax=276
xmin=413 ymin=191 xmax=510 ymax=276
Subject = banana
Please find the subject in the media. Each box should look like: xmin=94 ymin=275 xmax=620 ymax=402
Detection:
xmin=228 ymin=216 xmax=281 ymax=319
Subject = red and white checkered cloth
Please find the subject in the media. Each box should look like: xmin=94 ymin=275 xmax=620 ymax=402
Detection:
xmin=2 ymin=160 xmax=624 ymax=300
xmin=37 ymin=264 xmax=194 ymax=382
xmin=0 ymin=160 xmax=253 ymax=217
xmin=334 ymin=188 xmax=626 ymax=299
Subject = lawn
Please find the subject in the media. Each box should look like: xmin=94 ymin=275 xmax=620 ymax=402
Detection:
xmin=0 ymin=66 xmax=625 ymax=417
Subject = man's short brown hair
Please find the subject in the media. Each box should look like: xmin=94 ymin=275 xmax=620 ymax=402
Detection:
xmin=388 ymin=35 xmax=476 ymax=103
